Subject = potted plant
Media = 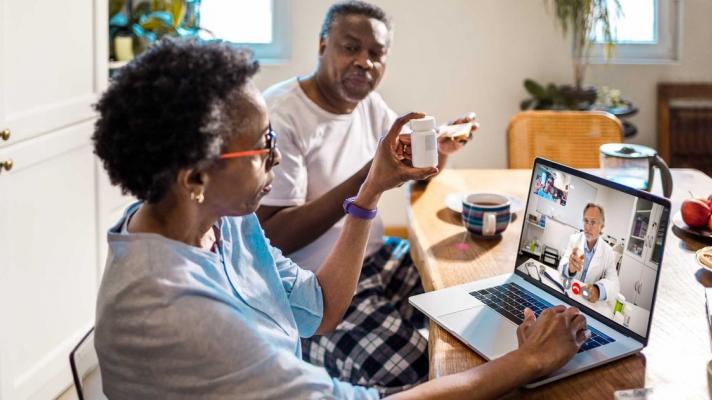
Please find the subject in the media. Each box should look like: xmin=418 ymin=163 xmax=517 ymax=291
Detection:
xmin=553 ymin=0 xmax=621 ymax=106
xmin=521 ymin=0 xmax=622 ymax=110
xmin=109 ymin=0 xmax=205 ymax=61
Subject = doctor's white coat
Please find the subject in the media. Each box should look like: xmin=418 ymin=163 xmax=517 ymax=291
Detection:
xmin=558 ymin=232 xmax=620 ymax=302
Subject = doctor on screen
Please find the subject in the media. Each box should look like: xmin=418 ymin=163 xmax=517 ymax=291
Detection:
xmin=558 ymin=203 xmax=620 ymax=303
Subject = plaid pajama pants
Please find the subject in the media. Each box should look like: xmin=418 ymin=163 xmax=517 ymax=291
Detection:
xmin=301 ymin=237 xmax=429 ymax=396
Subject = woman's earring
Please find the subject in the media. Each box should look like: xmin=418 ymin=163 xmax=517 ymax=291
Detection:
xmin=190 ymin=191 xmax=205 ymax=204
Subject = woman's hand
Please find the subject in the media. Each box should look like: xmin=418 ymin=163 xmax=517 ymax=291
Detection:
xmin=516 ymin=305 xmax=589 ymax=378
xmin=358 ymin=112 xmax=439 ymax=206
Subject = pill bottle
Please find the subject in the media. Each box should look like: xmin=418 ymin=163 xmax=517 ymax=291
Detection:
xmin=409 ymin=116 xmax=438 ymax=168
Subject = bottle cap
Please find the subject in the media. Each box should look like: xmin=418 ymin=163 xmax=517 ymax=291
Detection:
xmin=409 ymin=116 xmax=436 ymax=132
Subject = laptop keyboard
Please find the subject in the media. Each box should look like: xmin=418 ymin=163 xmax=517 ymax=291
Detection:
xmin=469 ymin=282 xmax=615 ymax=353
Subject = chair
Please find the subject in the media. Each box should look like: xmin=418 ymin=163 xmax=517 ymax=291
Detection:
xmin=507 ymin=111 xmax=623 ymax=169
xmin=69 ymin=327 xmax=107 ymax=400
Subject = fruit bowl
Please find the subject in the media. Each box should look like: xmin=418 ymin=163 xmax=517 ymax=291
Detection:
xmin=672 ymin=211 xmax=712 ymax=239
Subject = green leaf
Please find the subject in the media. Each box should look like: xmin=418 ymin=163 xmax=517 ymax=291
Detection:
xmin=524 ymin=79 xmax=546 ymax=98
xmin=520 ymin=98 xmax=536 ymax=110
xmin=171 ymin=0 xmax=186 ymax=27
xmin=139 ymin=11 xmax=174 ymax=30
xmin=110 ymin=0 xmax=127 ymax=18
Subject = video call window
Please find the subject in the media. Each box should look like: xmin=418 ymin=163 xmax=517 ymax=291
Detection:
xmin=517 ymin=165 xmax=668 ymax=338
xmin=533 ymin=170 xmax=568 ymax=206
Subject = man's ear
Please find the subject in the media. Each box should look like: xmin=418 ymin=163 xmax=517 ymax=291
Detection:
xmin=318 ymin=36 xmax=327 ymax=56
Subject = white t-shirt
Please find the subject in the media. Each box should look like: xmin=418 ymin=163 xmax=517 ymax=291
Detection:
xmin=262 ymin=78 xmax=397 ymax=271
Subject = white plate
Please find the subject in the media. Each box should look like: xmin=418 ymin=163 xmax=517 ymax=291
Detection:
xmin=445 ymin=192 xmax=524 ymax=215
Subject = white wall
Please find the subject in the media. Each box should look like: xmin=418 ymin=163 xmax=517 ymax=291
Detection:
xmin=253 ymin=0 xmax=712 ymax=227
xmin=594 ymin=187 xmax=636 ymax=242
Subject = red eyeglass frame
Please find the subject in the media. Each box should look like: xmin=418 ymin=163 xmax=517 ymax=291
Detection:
xmin=219 ymin=125 xmax=277 ymax=166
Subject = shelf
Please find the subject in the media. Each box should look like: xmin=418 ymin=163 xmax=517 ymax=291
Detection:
xmin=109 ymin=60 xmax=129 ymax=70
xmin=526 ymin=221 xmax=545 ymax=229
xmin=630 ymin=235 xmax=645 ymax=241
xmin=635 ymin=209 xmax=652 ymax=214
xmin=521 ymin=246 xmax=542 ymax=257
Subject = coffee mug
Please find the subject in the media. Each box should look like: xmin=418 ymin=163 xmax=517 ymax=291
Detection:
xmin=462 ymin=193 xmax=511 ymax=237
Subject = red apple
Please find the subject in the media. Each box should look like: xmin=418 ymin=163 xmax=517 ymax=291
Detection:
xmin=681 ymin=198 xmax=711 ymax=228
xmin=708 ymin=214 xmax=712 ymax=231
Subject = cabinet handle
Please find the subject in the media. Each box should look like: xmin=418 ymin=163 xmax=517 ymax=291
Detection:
xmin=0 ymin=129 xmax=9 ymax=141
xmin=1 ymin=159 xmax=13 ymax=172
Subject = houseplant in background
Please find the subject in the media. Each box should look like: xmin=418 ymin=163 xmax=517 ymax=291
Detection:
xmin=520 ymin=0 xmax=639 ymax=137
xmin=521 ymin=0 xmax=625 ymax=111
xmin=109 ymin=0 xmax=205 ymax=62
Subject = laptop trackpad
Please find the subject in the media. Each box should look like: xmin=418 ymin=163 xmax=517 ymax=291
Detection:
xmin=439 ymin=306 xmax=519 ymax=359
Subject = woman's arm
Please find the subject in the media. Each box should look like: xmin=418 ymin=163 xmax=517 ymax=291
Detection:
xmin=314 ymin=112 xmax=437 ymax=334
xmin=387 ymin=306 xmax=589 ymax=399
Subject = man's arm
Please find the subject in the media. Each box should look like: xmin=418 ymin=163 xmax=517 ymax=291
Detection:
xmin=257 ymin=160 xmax=371 ymax=255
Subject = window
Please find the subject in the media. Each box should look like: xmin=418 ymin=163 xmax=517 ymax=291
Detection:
xmin=200 ymin=0 xmax=291 ymax=62
xmin=590 ymin=0 xmax=680 ymax=64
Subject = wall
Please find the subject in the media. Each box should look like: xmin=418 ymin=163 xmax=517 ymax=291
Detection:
xmin=253 ymin=0 xmax=712 ymax=227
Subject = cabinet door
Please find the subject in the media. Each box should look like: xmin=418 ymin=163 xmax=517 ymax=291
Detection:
xmin=636 ymin=265 xmax=658 ymax=311
xmin=645 ymin=204 xmax=667 ymax=269
xmin=0 ymin=0 xmax=108 ymax=148
xmin=0 ymin=122 xmax=98 ymax=400
xmin=625 ymin=198 xmax=654 ymax=264
xmin=618 ymin=253 xmax=643 ymax=304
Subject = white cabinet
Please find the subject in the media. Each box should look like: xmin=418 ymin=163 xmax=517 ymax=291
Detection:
xmin=0 ymin=0 xmax=109 ymax=398
xmin=620 ymin=197 xmax=668 ymax=311
xmin=618 ymin=253 xmax=658 ymax=311
xmin=625 ymin=198 xmax=667 ymax=270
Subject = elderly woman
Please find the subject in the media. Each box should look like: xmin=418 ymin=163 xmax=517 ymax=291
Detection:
xmin=93 ymin=39 xmax=588 ymax=399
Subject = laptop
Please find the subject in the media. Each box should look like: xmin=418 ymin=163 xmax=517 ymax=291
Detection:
xmin=409 ymin=157 xmax=670 ymax=388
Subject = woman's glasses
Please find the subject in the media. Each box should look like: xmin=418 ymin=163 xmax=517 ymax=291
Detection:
xmin=219 ymin=124 xmax=277 ymax=168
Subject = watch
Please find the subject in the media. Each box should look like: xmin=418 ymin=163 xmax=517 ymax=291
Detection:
xmin=342 ymin=196 xmax=377 ymax=220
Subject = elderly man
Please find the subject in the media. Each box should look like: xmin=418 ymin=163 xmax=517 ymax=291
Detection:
xmin=256 ymin=0 xmax=476 ymax=394
xmin=558 ymin=203 xmax=620 ymax=303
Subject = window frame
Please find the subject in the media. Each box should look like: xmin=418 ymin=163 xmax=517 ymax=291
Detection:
xmin=203 ymin=0 xmax=291 ymax=63
xmin=588 ymin=0 xmax=681 ymax=65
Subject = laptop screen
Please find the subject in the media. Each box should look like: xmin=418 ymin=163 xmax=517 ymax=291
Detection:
xmin=514 ymin=158 xmax=670 ymax=342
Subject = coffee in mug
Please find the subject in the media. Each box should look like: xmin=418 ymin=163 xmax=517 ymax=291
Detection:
xmin=462 ymin=193 xmax=512 ymax=237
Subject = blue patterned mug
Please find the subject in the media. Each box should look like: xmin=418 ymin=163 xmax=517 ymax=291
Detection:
xmin=462 ymin=193 xmax=512 ymax=237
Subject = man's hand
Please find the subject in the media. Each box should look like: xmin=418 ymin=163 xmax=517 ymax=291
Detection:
xmin=396 ymin=112 xmax=479 ymax=158
xmin=568 ymin=248 xmax=584 ymax=274
xmin=516 ymin=306 xmax=589 ymax=378
xmin=437 ymin=111 xmax=479 ymax=155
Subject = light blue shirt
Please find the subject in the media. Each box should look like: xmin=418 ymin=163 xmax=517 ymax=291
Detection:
xmin=563 ymin=238 xmax=607 ymax=301
xmin=95 ymin=202 xmax=379 ymax=399
xmin=536 ymin=188 xmax=555 ymax=201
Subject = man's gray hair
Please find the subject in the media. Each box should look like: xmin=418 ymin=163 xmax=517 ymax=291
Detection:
xmin=583 ymin=202 xmax=605 ymax=224
xmin=319 ymin=1 xmax=392 ymax=40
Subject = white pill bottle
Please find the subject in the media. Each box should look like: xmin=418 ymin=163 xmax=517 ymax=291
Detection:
xmin=409 ymin=116 xmax=438 ymax=168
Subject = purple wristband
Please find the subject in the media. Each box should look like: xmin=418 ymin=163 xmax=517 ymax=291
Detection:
xmin=343 ymin=196 xmax=377 ymax=220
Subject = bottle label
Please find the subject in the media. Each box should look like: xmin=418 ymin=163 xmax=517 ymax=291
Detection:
xmin=425 ymin=134 xmax=436 ymax=151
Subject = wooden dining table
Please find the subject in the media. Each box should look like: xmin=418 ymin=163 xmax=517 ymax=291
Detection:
xmin=406 ymin=168 xmax=712 ymax=399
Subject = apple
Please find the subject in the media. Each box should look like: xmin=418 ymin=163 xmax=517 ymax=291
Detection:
xmin=681 ymin=198 xmax=711 ymax=228
xmin=708 ymin=214 xmax=712 ymax=231
xmin=707 ymin=194 xmax=712 ymax=209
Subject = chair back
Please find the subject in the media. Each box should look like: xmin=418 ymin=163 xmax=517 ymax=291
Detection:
xmin=507 ymin=111 xmax=623 ymax=168
xmin=69 ymin=327 xmax=107 ymax=400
